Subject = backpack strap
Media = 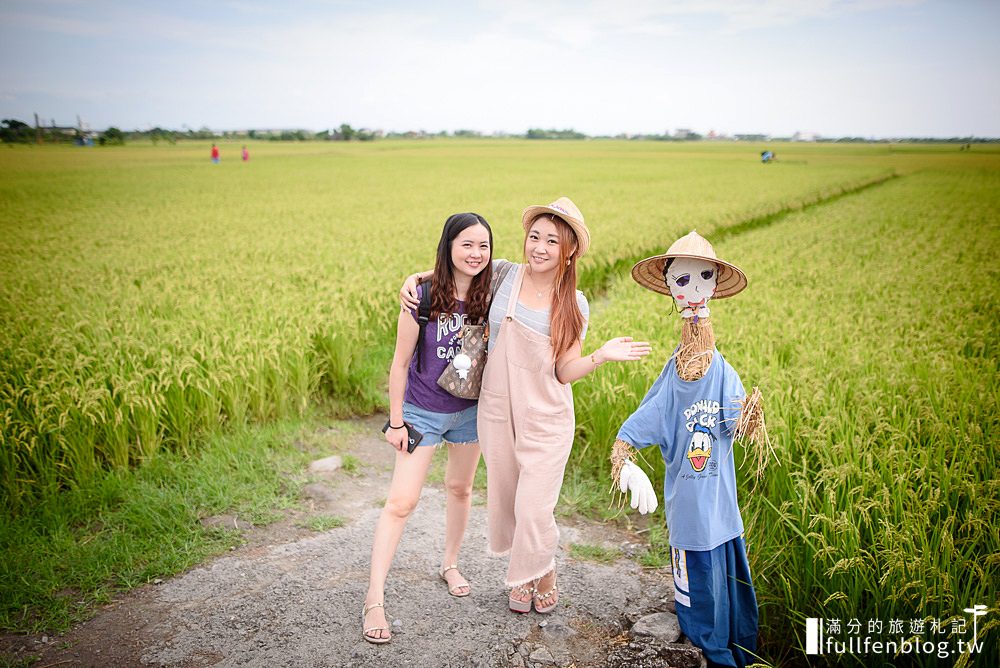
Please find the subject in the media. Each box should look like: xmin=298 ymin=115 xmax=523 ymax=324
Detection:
xmin=415 ymin=280 xmax=432 ymax=373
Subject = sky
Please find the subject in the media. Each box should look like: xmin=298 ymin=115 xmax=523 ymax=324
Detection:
xmin=1 ymin=0 xmax=998 ymax=138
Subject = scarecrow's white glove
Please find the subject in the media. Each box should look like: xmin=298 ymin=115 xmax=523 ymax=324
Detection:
xmin=619 ymin=460 xmax=658 ymax=515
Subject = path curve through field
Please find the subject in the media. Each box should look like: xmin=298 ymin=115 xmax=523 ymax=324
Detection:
xmin=18 ymin=417 xmax=682 ymax=668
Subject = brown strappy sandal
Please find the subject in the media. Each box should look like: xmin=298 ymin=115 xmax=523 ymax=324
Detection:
xmin=439 ymin=564 xmax=471 ymax=597
xmin=361 ymin=601 xmax=391 ymax=644
xmin=533 ymin=571 xmax=558 ymax=614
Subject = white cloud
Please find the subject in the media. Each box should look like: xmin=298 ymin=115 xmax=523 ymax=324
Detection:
xmin=1 ymin=0 xmax=997 ymax=136
xmin=478 ymin=0 xmax=925 ymax=42
xmin=0 ymin=10 xmax=109 ymax=37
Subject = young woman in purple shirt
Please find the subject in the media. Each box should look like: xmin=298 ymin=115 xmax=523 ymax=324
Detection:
xmin=362 ymin=213 xmax=493 ymax=644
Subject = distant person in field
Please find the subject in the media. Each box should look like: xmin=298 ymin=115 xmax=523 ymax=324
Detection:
xmin=611 ymin=231 xmax=771 ymax=667
xmin=401 ymin=197 xmax=650 ymax=617
xmin=241 ymin=145 xmax=249 ymax=162
xmin=760 ymin=150 xmax=774 ymax=163
xmin=210 ymin=144 xmax=220 ymax=164
xmin=363 ymin=213 xmax=495 ymax=644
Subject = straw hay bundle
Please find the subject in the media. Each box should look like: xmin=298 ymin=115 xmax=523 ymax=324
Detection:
xmin=733 ymin=386 xmax=779 ymax=481
xmin=675 ymin=317 xmax=715 ymax=381
xmin=609 ymin=438 xmax=638 ymax=508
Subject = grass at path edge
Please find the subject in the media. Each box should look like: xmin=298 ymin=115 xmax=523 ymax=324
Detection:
xmin=0 ymin=418 xmax=317 ymax=635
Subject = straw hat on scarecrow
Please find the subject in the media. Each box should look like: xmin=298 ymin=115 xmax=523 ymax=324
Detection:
xmin=631 ymin=230 xmax=747 ymax=299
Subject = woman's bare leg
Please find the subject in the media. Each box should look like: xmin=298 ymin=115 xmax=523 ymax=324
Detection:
xmin=363 ymin=446 xmax=436 ymax=640
xmin=440 ymin=442 xmax=481 ymax=594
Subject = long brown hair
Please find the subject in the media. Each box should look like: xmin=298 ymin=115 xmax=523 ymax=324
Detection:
xmin=525 ymin=214 xmax=584 ymax=357
xmin=430 ymin=213 xmax=493 ymax=323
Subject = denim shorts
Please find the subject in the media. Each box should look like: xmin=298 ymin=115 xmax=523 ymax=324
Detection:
xmin=402 ymin=402 xmax=479 ymax=447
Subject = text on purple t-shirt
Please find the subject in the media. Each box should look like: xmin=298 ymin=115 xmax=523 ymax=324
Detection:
xmin=404 ymin=284 xmax=478 ymax=414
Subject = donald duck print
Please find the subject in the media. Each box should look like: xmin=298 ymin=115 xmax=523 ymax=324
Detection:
xmin=683 ymin=399 xmax=721 ymax=478
xmin=687 ymin=424 xmax=715 ymax=472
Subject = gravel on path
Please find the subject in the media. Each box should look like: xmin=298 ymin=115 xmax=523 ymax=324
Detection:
xmin=8 ymin=419 xmax=689 ymax=668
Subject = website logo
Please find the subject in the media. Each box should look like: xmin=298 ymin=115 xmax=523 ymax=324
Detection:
xmin=805 ymin=605 xmax=987 ymax=660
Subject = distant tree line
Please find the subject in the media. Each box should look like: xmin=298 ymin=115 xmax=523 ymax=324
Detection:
xmin=526 ymin=128 xmax=586 ymax=139
xmin=3 ymin=117 xmax=997 ymax=145
xmin=0 ymin=119 xmax=34 ymax=143
xmin=1 ymin=118 xmax=128 ymax=145
xmin=316 ymin=124 xmax=378 ymax=141
xmin=614 ymin=132 xmax=704 ymax=141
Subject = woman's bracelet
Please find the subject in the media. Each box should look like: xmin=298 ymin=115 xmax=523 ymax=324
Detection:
xmin=389 ymin=423 xmax=405 ymax=430
xmin=591 ymin=351 xmax=604 ymax=367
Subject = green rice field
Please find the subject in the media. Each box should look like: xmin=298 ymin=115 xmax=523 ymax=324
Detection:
xmin=1 ymin=140 xmax=997 ymax=663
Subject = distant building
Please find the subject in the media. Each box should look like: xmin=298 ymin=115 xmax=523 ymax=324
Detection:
xmin=792 ymin=131 xmax=819 ymax=142
xmin=674 ymin=128 xmax=692 ymax=140
xmin=735 ymin=134 xmax=770 ymax=142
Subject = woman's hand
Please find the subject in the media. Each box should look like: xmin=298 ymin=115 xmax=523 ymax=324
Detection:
xmin=556 ymin=337 xmax=651 ymax=384
xmin=595 ymin=336 xmax=651 ymax=364
xmin=385 ymin=425 xmax=408 ymax=451
xmin=400 ymin=275 xmax=421 ymax=310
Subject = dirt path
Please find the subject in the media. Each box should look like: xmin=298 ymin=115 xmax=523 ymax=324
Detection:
xmin=8 ymin=418 xmax=698 ymax=668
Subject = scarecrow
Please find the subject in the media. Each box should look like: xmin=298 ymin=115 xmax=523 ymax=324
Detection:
xmin=610 ymin=230 xmax=772 ymax=668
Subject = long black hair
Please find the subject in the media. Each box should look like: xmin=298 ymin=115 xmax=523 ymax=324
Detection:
xmin=429 ymin=213 xmax=493 ymax=322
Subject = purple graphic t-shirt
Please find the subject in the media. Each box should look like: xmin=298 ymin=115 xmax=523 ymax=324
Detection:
xmin=404 ymin=284 xmax=478 ymax=414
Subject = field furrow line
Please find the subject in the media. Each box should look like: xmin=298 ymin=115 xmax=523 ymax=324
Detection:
xmin=579 ymin=171 xmax=899 ymax=302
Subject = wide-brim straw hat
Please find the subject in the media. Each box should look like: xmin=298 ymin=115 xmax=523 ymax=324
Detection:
xmin=521 ymin=196 xmax=591 ymax=258
xmin=631 ymin=230 xmax=747 ymax=298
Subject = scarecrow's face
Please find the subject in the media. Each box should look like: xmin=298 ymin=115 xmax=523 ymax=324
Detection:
xmin=665 ymin=258 xmax=718 ymax=318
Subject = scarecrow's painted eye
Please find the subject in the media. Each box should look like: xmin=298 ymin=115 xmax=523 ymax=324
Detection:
xmin=701 ymin=269 xmax=714 ymax=280
xmin=675 ymin=275 xmax=690 ymax=287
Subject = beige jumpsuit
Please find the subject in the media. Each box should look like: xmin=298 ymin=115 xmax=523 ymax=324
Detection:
xmin=478 ymin=265 xmax=576 ymax=587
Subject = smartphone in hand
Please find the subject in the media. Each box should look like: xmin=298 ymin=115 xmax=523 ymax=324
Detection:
xmin=382 ymin=420 xmax=423 ymax=453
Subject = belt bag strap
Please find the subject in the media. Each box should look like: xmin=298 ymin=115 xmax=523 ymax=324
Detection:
xmin=505 ymin=264 xmax=526 ymax=319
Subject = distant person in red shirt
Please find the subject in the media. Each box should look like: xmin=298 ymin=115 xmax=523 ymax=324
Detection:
xmin=211 ymin=144 xmax=220 ymax=164
xmin=241 ymin=145 xmax=249 ymax=162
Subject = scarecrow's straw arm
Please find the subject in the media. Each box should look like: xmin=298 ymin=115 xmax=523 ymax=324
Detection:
xmin=609 ymin=439 xmax=639 ymax=507
xmin=732 ymin=386 xmax=779 ymax=480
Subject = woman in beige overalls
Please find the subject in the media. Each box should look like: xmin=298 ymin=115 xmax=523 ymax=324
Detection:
xmin=479 ymin=197 xmax=649 ymax=613
xmin=405 ymin=197 xmax=650 ymax=614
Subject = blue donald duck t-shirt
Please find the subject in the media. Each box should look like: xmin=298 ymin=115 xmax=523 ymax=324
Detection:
xmin=616 ymin=349 xmax=746 ymax=551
